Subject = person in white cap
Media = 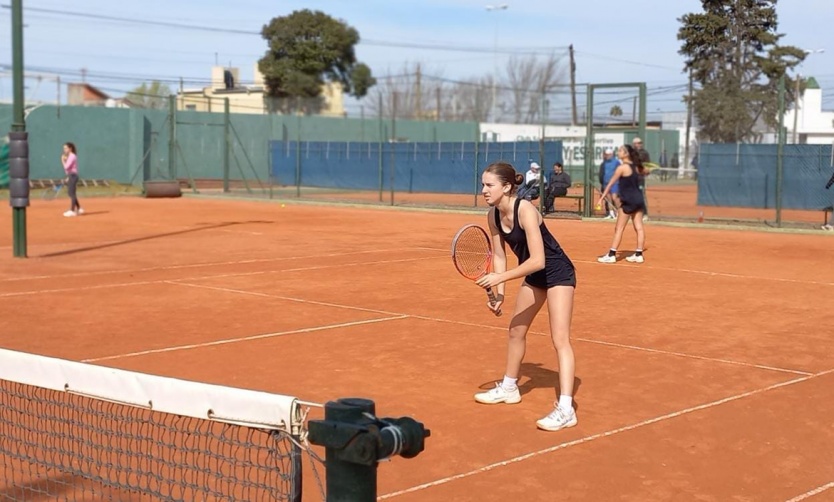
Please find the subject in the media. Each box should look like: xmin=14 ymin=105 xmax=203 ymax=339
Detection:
xmin=518 ymin=161 xmax=547 ymax=200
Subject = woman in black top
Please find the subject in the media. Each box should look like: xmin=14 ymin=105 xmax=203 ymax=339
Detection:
xmin=596 ymin=144 xmax=647 ymax=264
xmin=473 ymin=161 xmax=578 ymax=432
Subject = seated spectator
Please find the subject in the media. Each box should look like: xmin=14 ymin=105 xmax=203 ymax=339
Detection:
xmin=518 ymin=161 xmax=546 ymax=200
xmin=544 ymin=162 xmax=571 ymax=212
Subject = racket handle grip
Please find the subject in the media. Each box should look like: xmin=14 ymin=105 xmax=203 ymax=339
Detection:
xmin=486 ymin=288 xmax=503 ymax=317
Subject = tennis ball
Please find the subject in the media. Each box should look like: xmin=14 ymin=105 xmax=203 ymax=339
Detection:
xmin=595 ymin=204 xmax=602 ymax=210
xmin=281 ymin=204 xmax=286 ymax=208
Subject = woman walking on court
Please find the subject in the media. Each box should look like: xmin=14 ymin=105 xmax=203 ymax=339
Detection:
xmin=474 ymin=161 xmax=579 ymax=432
xmin=596 ymin=144 xmax=646 ymax=263
xmin=61 ymin=142 xmax=83 ymax=217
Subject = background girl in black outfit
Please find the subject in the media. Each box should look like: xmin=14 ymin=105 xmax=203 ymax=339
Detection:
xmin=596 ymin=145 xmax=647 ymax=264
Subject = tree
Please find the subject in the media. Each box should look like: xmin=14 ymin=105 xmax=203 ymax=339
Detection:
xmin=678 ymin=0 xmax=805 ymax=143
xmin=259 ymin=9 xmax=376 ymax=114
xmin=609 ymin=105 xmax=623 ymax=117
xmin=504 ymin=55 xmax=566 ymax=124
xmin=366 ymin=63 xmax=447 ymax=120
xmin=126 ymin=81 xmax=172 ymax=109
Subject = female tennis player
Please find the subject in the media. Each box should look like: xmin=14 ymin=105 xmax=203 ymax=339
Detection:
xmin=474 ymin=161 xmax=578 ymax=432
xmin=61 ymin=142 xmax=83 ymax=217
xmin=595 ymin=144 xmax=646 ymax=263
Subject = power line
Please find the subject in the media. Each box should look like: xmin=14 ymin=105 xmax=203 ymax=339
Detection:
xmin=0 ymin=4 xmax=570 ymax=56
xmin=574 ymin=50 xmax=684 ymax=72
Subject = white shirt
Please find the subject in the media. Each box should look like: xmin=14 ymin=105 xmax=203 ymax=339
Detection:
xmin=526 ymin=169 xmax=546 ymax=185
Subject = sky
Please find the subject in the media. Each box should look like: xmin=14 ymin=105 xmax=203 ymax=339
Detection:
xmin=1 ymin=0 xmax=831 ymax=122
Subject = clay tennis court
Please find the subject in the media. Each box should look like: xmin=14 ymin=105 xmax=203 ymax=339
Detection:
xmin=1 ymin=196 xmax=833 ymax=501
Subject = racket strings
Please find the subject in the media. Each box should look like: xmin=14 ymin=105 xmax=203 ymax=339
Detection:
xmin=452 ymin=229 xmax=491 ymax=279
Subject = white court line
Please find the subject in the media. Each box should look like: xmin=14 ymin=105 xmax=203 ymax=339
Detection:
xmin=82 ymin=315 xmax=407 ymax=363
xmin=379 ymin=369 xmax=834 ymax=500
xmin=215 ymin=229 xmax=264 ymax=236
xmin=574 ymin=337 xmax=813 ymax=376
xmin=571 ymin=259 xmax=834 ymax=288
xmin=0 ymin=247 xmax=442 ymax=283
xmin=165 ymin=284 xmax=812 ymax=377
xmin=786 ymin=482 xmax=834 ymax=502
xmin=417 ymin=246 xmax=834 ymax=288
xmin=406 ymin=314 xmax=811 ymax=376
xmin=0 ymin=255 xmax=442 ymax=298
xmin=205 ymin=256 xmax=438 ymax=279
xmin=168 ymin=281 xmax=407 ymax=317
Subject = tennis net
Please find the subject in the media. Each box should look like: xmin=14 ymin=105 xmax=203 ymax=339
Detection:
xmin=0 ymin=348 xmax=304 ymax=501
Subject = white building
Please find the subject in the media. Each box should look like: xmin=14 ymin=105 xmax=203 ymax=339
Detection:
xmin=783 ymin=77 xmax=834 ymax=144
xmin=479 ymin=123 xmax=626 ymax=169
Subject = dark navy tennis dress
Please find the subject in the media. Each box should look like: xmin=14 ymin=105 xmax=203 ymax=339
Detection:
xmin=617 ymin=163 xmax=646 ymax=215
xmin=494 ymin=198 xmax=576 ymax=289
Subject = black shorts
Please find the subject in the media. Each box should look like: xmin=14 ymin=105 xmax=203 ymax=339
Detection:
xmin=525 ymin=258 xmax=577 ymax=289
xmin=621 ymin=201 xmax=646 ymax=215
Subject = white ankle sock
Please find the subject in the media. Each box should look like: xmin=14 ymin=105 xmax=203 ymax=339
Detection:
xmin=501 ymin=375 xmax=518 ymax=390
xmin=558 ymin=395 xmax=573 ymax=412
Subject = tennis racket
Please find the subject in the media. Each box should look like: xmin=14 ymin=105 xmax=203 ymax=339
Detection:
xmin=42 ymin=183 xmax=63 ymax=200
xmin=451 ymin=224 xmax=502 ymax=317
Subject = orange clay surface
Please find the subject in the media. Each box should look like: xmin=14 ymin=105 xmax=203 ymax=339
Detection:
xmin=2 ymin=196 xmax=834 ymax=501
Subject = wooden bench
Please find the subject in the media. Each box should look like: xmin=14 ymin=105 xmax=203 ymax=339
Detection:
xmin=543 ymin=192 xmax=585 ymax=215
xmin=563 ymin=193 xmax=585 ymax=213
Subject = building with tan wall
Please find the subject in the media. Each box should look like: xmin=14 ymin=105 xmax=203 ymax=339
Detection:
xmin=178 ymin=65 xmax=345 ymax=117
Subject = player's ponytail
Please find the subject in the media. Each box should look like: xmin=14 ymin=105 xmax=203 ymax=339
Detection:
xmin=514 ymin=173 xmax=524 ymax=185
xmin=624 ymin=144 xmax=646 ymax=175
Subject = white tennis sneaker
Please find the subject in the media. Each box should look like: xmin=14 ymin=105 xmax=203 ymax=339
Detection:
xmin=77 ymin=208 xmax=85 ymax=215
xmin=597 ymin=254 xmax=616 ymax=264
xmin=536 ymin=405 xmax=578 ymax=432
xmin=822 ymin=224 xmax=833 ymax=231
xmin=63 ymin=210 xmax=76 ymax=217
xmin=474 ymin=383 xmax=521 ymax=404
xmin=625 ymin=254 xmax=644 ymax=263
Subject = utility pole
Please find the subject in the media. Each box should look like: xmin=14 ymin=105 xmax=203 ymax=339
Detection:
xmin=415 ymin=63 xmax=422 ymax=120
xmin=569 ymin=44 xmax=578 ymax=126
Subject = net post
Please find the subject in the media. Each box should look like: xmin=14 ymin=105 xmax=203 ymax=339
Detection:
xmin=307 ymin=398 xmax=430 ymax=502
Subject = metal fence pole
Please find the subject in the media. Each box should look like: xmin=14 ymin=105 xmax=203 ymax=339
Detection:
xmin=776 ymin=74 xmax=786 ymax=227
xmin=390 ymin=93 xmax=397 ymax=206
xmin=9 ymin=0 xmax=27 ymax=258
xmin=583 ymin=85 xmax=595 ymax=217
xmin=474 ymin=125 xmax=480 ymax=207
xmin=223 ymin=98 xmax=230 ymax=192
xmin=168 ymin=95 xmax=176 ymax=180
